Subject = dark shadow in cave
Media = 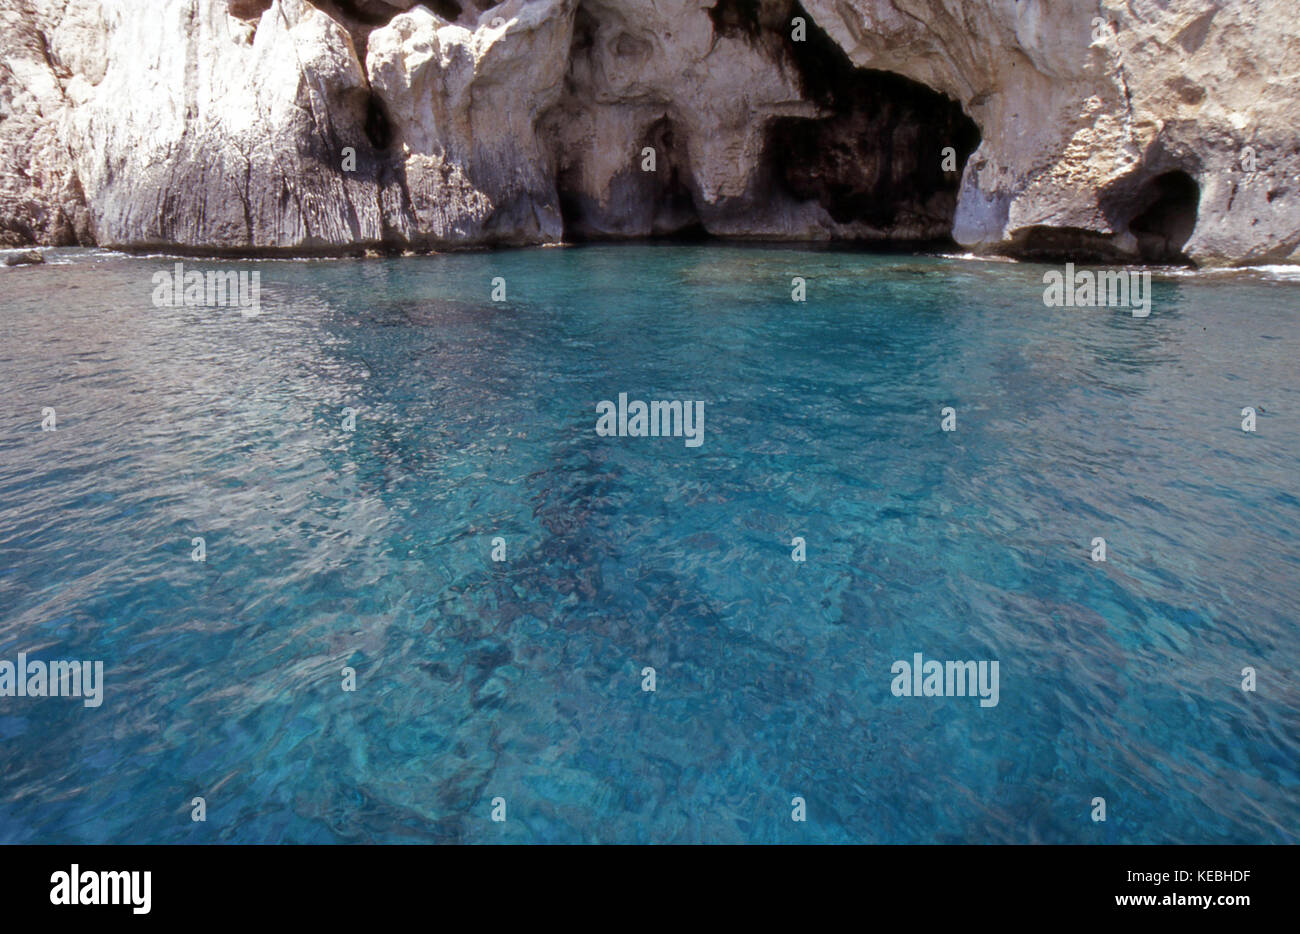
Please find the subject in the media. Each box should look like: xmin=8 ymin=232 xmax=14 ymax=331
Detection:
xmin=303 ymin=1 xmax=466 ymax=60
xmin=1127 ymin=171 xmax=1199 ymax=264
xmin=364 ymin=90 xmax=394 ymax=151
xmin=311 ymin=0 xmax=438 ymax=26
xmin=549 ymin=0 xmax=979 ymax=245
xmin=758 ymin=2 xmax=981 ymax=238
xmin=228 ymin=0 xmax=273 ymax=18
xmin=634 ymin=116 xmax=705 ymax=239
xmin=707 ymin=0 xmax=771 ymax=39
xmin=554 ymin=115 xmax=706 ymax=241
xmin=549 ymin=4 xmax=704 ymax=241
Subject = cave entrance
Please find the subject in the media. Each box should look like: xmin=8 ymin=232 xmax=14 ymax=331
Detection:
xmin=546 ymin=0 xmax=979 ymax=245
xmin=546 ymin=4 xmax=705 ymax=241
xmin=553 ymin=115 xmax=705 ymax=242
xmin=1127 ymin=171 xmax=1199 ymax=264
xmin=757 ymin=4 xmax=981 ymax=242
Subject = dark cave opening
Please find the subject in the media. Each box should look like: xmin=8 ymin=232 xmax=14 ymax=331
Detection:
xmin=300 ymin=1 xmax=458 ymax=60
xmin=548 ymin=0 xmax=979 ymax=244
xmin=759 ymin=3 xmax=981 ymax=238
xmin=423 ymin=0 xmax=466 ymax=22
xmin=554 ymin=115 xmax=706 ymax=241
xmin=635 ymin=117 xmax=706 ymax=239
xmin=707 ymin=0 xmax=769 ymax=39
xmin=312 ymin=1 xmax=418 ymax=27
xmin=228 ymin=0 xmax=273 ymax=19
xmin=1127 ymin=170 xmax=1199 ymax=264
xmin=364 ymin=90 xmax=394 ymax=151
xmin=546 ymin=4 xmax=705 ymax=241
xmin=569 ymin=0 xmax=598 ymax=57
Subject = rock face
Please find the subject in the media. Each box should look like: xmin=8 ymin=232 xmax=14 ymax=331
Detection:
xmin=801 ymin=0 xmax=1300 ymax=265
xmin=3 ymin=248 xmax=45 ymax=264
xmin=0 ymin=0 xmax=1297 ymax=265
xmin=0 ymin=0 xmax=94 ymax=246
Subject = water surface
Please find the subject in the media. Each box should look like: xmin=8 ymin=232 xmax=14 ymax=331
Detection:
xmin=0 ymin=245 xmax=1296 ymax=843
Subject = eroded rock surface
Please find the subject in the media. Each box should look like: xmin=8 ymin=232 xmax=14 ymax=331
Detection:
xmin=801 ymin=0 xmax=1300 ymax=264
xmin=0 ymin=0 xmax=1296 ymax=264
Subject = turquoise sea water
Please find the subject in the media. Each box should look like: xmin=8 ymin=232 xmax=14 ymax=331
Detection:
xmin=0 ymin=244 xmax=1297 ymax=843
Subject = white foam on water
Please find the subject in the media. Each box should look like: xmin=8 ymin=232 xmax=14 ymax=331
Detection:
xmin=1158 ymin=264 xmax=1300 ymax=282
xmin=938 ymin=252 xmax=1019 ymax=264
xmin=1246 ymin=264 xmax=1300 ymax=279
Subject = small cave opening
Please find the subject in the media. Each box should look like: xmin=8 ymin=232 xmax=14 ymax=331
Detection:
xmin=304 ymin=1 xmax=439 ymax=60
xmin=544 ymin=3 xmax=704 ymax=241
xmin=311 ymin=1 xmax=417 ymax=27
xmin=1127 ymin=170 xmax=1199 ymax=264
xmin=364 ymin=90 xmax=394 ymax=151
xmin=425 ymin=0 xmax=465 ymax=21
xmin=554 ymin=115 xmax=705 ymax=241
xmin=758 ymin=3 xmax=981 ymax=241
xmin=569 ymin=3 xmax=598 ymax=65
xmin=636 ymin=117 xmax=705 ymax=239
xmin=313 ymin=85 xmax=397 ymax=182
xmin=707 ymin=0 xmax=769 ymax=39
xmin=228 ymin=0 xmax=273 ymax=19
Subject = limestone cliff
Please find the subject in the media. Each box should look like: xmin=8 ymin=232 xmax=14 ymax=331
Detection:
xmin=1 ymin=0 xmax=1296 ymax=265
